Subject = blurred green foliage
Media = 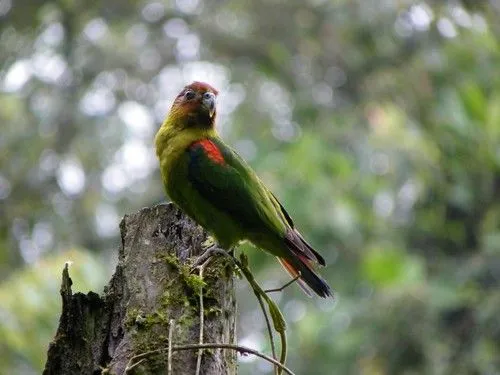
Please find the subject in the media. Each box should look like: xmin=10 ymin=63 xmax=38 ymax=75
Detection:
xmin=1 ymin=0 xmax=500 ymax=374
xmin=0 ymin=249 xmax=107 ymax=373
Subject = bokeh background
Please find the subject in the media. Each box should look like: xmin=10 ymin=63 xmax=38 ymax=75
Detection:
xmin=1 ymin=0 xmax=500 ymax=374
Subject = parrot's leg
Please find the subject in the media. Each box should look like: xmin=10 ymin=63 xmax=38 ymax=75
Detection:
xmin=190 ymin=244 xmax=235 ymax=271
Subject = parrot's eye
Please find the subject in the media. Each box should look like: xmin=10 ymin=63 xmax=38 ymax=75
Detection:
xmin=184 ymin=90 xmax=196 ymax=100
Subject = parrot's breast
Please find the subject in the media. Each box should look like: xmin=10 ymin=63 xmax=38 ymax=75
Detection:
xmin=160 ymin=140 xmax=243 ymax=248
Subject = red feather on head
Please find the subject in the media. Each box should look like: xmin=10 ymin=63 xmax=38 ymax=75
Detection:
xmin=186 ymin=81 xmax=219 ymax=95
xmin=175 ymin=81 xmax=219 ymax=100
xmin=171 ymin=82 xmax=219 ymax=126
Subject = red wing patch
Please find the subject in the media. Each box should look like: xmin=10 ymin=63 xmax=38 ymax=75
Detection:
xmin=192 ymin=139 xmax=225 ymax=164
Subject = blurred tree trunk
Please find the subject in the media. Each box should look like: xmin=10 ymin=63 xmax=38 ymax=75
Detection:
xmin=43 ymin=203 xmax=237 ymax=375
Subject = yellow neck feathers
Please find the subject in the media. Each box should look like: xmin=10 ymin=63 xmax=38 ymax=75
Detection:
xmin=155 ymin=114 xmax=218 ymax=177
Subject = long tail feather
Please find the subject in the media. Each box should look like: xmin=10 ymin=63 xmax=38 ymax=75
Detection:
xmin=278 ymin=232 xmax=333 ymax=298
xmin=284 ymin=229 xmax=326 ymax=266
xmin=277 ymin=257 xmax=314 ymax=297
xmin=277 ymin=256 xmax=331 ymax=298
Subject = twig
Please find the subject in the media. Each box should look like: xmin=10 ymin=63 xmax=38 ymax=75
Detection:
xmin=168 ymin=319 xmax=175 ymax=375
xmin=175 ymin=344 xmax=295 ymax=375
xmin=278 ymin=326 xmax=288 ymax=375
xmin=265 ymin=275 xmax=300 ymax=294
xmin=195 ymin=264 xmax=205 ymax=375
xmin=255 ymin=291 xmax=278 ymax=372
xmin=127 ymin=350 xmax=161 ymax=370
xmin=236 ymin=255 xmax=287 ymax=375
xmin=124 ymin=358 xmax=145 ymax=373
xmin=126 ymin=343 xmax=296 ymax=375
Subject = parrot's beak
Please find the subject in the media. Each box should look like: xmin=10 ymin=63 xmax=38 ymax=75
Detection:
xmin=202 ymin=92 xmax=216 ymax=118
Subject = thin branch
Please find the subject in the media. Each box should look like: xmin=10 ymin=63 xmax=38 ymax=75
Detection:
xmin=195 ymin=265 xmax=205 ymax=375
xmin=277 ymin=325 xmax=287 ymax=375
xmin=265 ymin=275 xmax=301 ymax=294
xmin=126 ymin=343 xmax=296 ymax=375
xmin=241 ymin=264 xmax=286 ymax=374
xmin=124 ymin=358 xmax=145 ymax=373
xmin=255 ymin=290 xmax=278 ymax=374
xmin=175 ymin=344 xmax=295 ymax=375
xmin=235 ymin=254 xmax=288 ymax=375
xmin=168 ymin=319 xmax=175 ymax=375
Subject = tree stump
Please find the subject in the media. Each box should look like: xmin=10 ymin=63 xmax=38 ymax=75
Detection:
xmin=43 ymin=203 xmax=237 ymax=375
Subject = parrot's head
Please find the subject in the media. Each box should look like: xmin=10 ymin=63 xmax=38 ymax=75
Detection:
xmin=168 ymin=81 xmax=219 ymax=129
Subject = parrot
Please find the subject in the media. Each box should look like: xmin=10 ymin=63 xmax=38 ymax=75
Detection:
xmin=155 ymin=81 xmax=332 ymax=298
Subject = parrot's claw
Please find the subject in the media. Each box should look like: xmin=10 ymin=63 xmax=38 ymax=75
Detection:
xmin=190 ymin=244 xmax=233 ymax=272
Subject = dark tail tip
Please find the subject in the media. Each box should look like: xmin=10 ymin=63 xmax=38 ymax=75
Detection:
xmin=303 ymin=267 xmax=333 ymax=298
xmin=278 ymin=257 xmax=333 ymax=298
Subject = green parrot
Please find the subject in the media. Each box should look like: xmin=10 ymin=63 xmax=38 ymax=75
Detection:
xmin=155 ymin=81 xmax=331 ymax=298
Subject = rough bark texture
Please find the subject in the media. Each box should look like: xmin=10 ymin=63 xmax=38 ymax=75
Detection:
xmin=43 ymin=203 xmax=237 ymax=375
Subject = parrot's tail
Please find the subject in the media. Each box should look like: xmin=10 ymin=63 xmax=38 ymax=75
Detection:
xmin=277 ymin=256 xmax=331 ymax=298
xmin=276 ymin=229 xmax=332 ymax=298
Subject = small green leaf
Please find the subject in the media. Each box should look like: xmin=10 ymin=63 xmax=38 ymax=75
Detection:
xmin=267 ymin=298 xmax=287 ymax=333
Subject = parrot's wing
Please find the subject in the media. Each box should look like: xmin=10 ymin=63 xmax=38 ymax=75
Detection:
xmin=186 ymin=138 xmax=286 ymax=235
xmin=187 ymin=138 xmax=330 ymax=297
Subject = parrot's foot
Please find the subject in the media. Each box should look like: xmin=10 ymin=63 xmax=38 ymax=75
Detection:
xmin=264 ymin=275 xmax=301 ymax=294
xmin=190 ymin=245 xmax=234 ymax=271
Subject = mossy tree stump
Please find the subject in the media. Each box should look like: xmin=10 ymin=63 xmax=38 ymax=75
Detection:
xmin=44 ymin=203 xmax=237 ymax=375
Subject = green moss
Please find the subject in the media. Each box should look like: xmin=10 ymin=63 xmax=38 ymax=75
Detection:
xmin=126 ymin=251 xmax=234 ymax=370
xmin=145 ymin=311 xmax=168 ymax=326
xmin=182 ymin=272 xmax=206 ymax=293
xmin=160 ymin=252 xmax=210 ymax=297
xmin=160 ymin=253 xmax=181 ymax=269
xmin=205 ymin=306 xmax=222 ymax=317
xmin=177 ymin=311 xmax=195 ymax=329
xmin=125 ymin=308 xmax=139 ymax=327
xmin=125 ymin=308 xmax=147 ymax=328
xmin=159 ymin=281 xmax=191 ymax=310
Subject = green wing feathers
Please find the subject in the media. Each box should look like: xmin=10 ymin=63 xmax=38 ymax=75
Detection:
xmin=187 ymin=138 xmax=286 ymax=235
xmin=186 ymin=137 xmax=332 ymax=297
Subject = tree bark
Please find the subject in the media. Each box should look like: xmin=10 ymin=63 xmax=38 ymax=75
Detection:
xmin=43 ymin=203 xmax=237 ymax=375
